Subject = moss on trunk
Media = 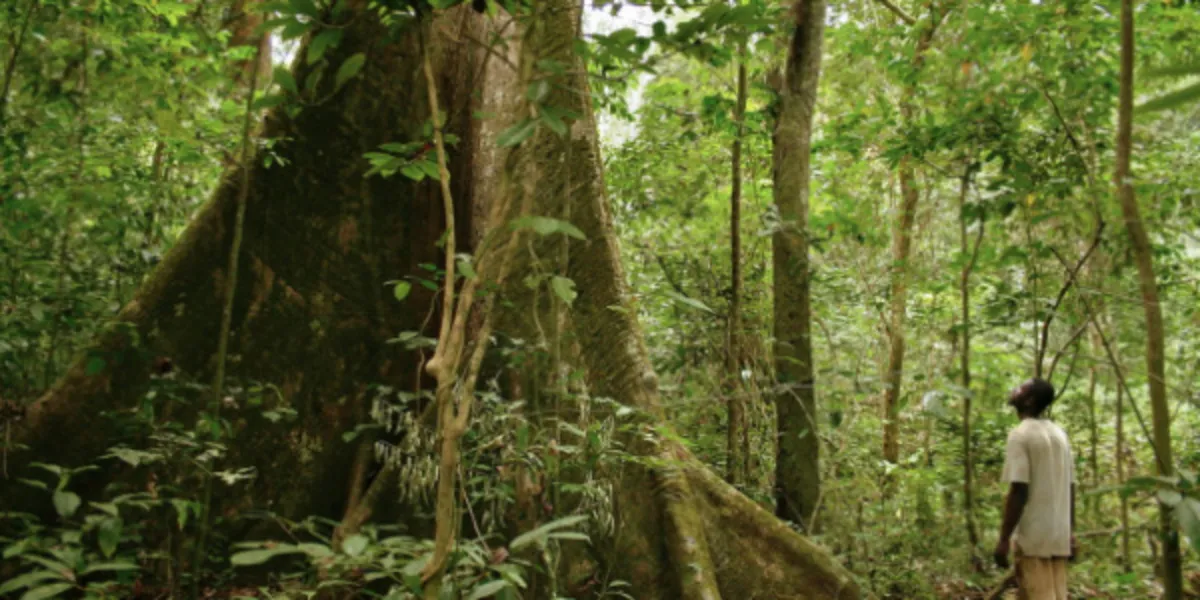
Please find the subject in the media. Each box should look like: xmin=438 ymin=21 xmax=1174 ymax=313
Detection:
xmin=480 ymin=1 xmax=862 ymax=597
xmin=6 ymin=4 xmax=489 ymax=525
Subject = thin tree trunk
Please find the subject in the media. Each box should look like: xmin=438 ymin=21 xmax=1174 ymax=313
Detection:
xmin=881 ymin=14 xmax=938 ymax=465
xmin=726 ymin=53 xmax=747 ymax=486
xmin=1116 ymin=367 xmax=1132 ymax=572
xmin=1116 ymin=1 xmax=1182 ymax=595
xmin=0 ymin=0 xmax=38 ymax=127
xmin=958 ymin=163 xmax=981 ymax=558
xmin=773 ymin=0 xmax=827 ymax=531
xmin=1087 ymin=354 xmax=1099 ymax=489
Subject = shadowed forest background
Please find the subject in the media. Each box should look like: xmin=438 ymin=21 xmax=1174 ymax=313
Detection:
xmin=1 ymin=0 xmax=1199 ymax=598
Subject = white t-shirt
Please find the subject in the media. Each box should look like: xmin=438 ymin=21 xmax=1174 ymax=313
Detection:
xmin=1001 ymin=418 xmax=1075 ymax=557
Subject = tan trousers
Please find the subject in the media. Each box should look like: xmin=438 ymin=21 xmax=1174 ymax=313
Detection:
xmin=1015 ymin=544 xmax=1068 ymax=600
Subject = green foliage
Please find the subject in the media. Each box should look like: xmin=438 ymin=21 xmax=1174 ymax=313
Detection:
xmin=602 ymin=0 xmax=1200 ymax=597
xmin=4 ymin=1 xmax=1200 ymax=598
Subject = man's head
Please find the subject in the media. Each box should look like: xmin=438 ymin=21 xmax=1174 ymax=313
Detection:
xmin=1008 ymin=377 xmax=1055 ymax=417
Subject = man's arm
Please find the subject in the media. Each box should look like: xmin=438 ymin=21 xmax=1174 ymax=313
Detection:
xmin=994 ymin=482 xmax=1029 ymax=568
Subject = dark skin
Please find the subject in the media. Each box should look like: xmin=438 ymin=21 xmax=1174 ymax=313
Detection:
xmin=993 ymin=380 xmax=1078 ymax=569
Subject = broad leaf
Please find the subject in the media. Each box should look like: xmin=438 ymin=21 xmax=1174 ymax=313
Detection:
xmin=52 ymin=491 xmax=80 ymax=519
xmin=466 ymin=580 xmax=510 ymax=600
xmin=335 ymin=53 xmax=367 ymax=89
xmin=19 ymin=583 xmax=74 ymax=600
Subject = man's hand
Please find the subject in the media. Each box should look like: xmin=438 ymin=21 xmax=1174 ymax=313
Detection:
xmin=1069 ymin=535 xmax=1078 ymax=562
xmin=993 ymin=538 xmax=1011 ymax=569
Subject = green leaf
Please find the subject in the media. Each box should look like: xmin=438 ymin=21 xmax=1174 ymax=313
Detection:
xmin=3 ymin=538 xmax=33 ymax=559
xmin=548 ymin=531 xmax=590 ymax=542
xmin=335 ymin=53 xmax=367 ymax=89
xmin=252 ymin=93 xmax=286 ymax=111
xmin=342 ymin=533 xmax=368 ymax=557
xmin=540 ymin=111 xmax=567 ymax=136
xmin=97 ymin=518 xmax=122 ymax=558
xmin=394 ymin=281 xmax=412 ymax=302
xmin=307 ymin=29 xmax=343 ymax=64
xmin=1138 ymin=81 xmax=1200 ymax=113
xmin=21 ymin=555 xmax=72 ymax=580
xmin=84 ymin=357 xmax=106 ymax=376
xmin=1177 ymin=498 xmax=1200 ymax=554
xmin=80 ymin=561 xmax=139 ymax=575
xmin=230 ymin=546 xmax=304 ymax=566
xmin=170 ymin=499 xmax=192 ymax=530
xmin=550 ymin=276 xmax=577 ymax=305
xmin=497 ymin=119 xmax=537 ymax=148
xmin=19 ymin=583 xmax=74 ymax=600
xmin=274 ymin=67 xmax=299 ymax=95
xmin=466 ymin=580 xmax=510 ymax=600
xmin=663 ymin=290 xmax=715 ymax=314
xmin=1158 ymin=489 xmax=1183 ymax=506
xmin=527 ymin=80 xmax=550 ymax=103
xmin=510 ymin=515 xmax=588 ymax=551
xmin=401 ymin=164 xmax=426 ymax=181
xmin=0 ymin=571 xmax=62 ymax=595
xmin=1144 ymin=64 xmax=1200 ymax=78
xmin=290 ymin=0 xmax=320 ymax=17
xmin=418 ymin=159 xmax=441 ymax=180
xmin=52 ymin=491 xmax=80 ymax=519
xmin=297 ymin=543 xmax=334 ymax=558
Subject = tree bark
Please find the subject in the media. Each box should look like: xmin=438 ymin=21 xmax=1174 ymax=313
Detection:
xmin=726 ymin=53 xmax=748 ymax=487
xmin=957 ymin=164 xmax=981 ymax=559
xmin=5 ymin=2 xmax=487 ymax=525
xmin=1116 ymin=1 xmax=1182 ymax=596
xmin=485 ymin=2 xmax=859 ymax=596
xmin=772 ymin=0 xmax=827 ymax=532
xmin=226 ymin=0 xmax=272 ymax=90
xmin=881 ymin=13 xmax=937 ymax=466
xmin=1115 ymin=363 xmax=1132 ymax=572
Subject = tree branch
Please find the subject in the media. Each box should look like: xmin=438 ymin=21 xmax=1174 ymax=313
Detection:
xmin=1035 ymin=221 xmax=1104 ymax=377
xmin=1040 ymin=85 xmax=1093 ymax=186
xmin=1046 ymin=317 xmax=1091 ymax=383
xmin=872 ymin=0 xmax=915 ymax=25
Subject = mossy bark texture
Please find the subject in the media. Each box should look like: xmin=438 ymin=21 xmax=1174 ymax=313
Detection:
xmin=772 ymin=0 xmax=826 ymax=530
xmin=485 ymin=2 xmax=860 ymax=597
xmin=7 ymin=3 xmax=487 ymax=523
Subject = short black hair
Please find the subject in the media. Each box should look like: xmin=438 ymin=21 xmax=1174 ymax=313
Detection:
xmin=1025 ymin=378 xmax=1056 ymax=415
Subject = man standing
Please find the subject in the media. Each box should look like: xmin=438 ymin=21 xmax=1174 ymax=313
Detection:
xmin=993 ymin=378 xmax=1077 ymax=600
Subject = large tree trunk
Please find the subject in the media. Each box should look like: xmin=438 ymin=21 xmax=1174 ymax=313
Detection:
xmin=772 ymin=0 xmax=826 ymax=530
xmin=7 ymin=2 xmax=862 ymax=597
xmin=1115 ymin=1 xmax=1183 ymax=596
xmin=483 ymin=2 xmax=859 ymax=596
xmin=6 ymin=2 xmax=486 ymax=525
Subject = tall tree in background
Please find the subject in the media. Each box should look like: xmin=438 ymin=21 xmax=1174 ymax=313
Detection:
xmin=880 ymin=1 xmax=940 ymax=465
xmin=957 ymin=162 xmax=982 ymax=560
xmin=727 ymin=49 xmax=748 ymax=486
xmin=1115 ymin=0 xmax=1183 ymax=595
xmin=773 ymin=0 xmax=827 ymax=529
